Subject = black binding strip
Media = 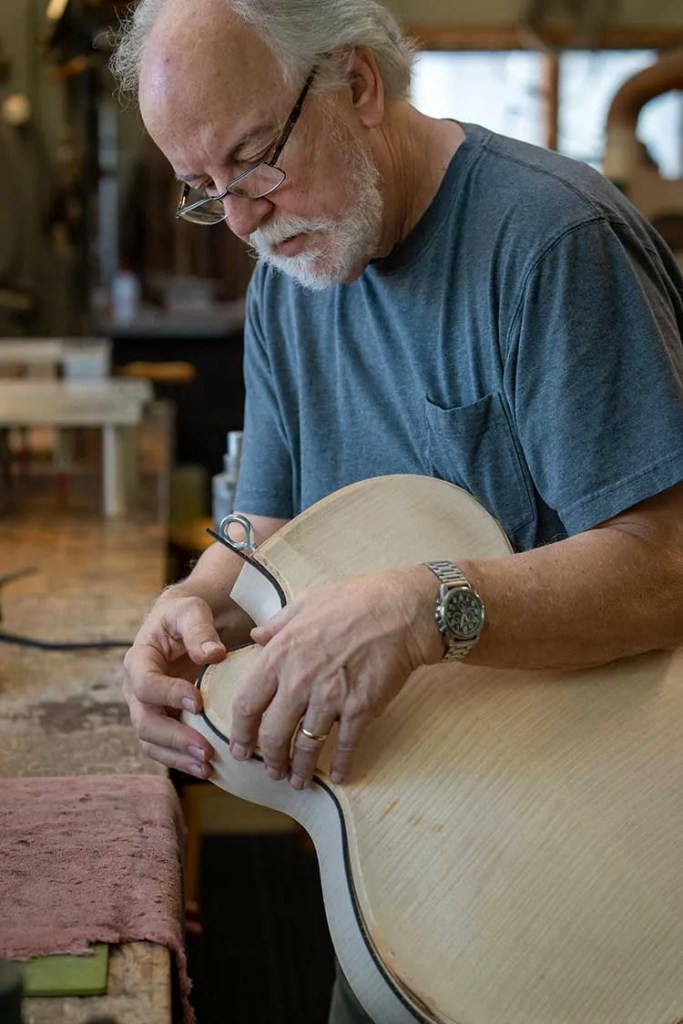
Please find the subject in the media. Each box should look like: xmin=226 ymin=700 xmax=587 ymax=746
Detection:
xmin=206 ymin=527 xmax=287 ymax=609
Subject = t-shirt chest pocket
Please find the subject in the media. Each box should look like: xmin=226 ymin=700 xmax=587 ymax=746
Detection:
xmin=424 ymin=391 xmax=535 ymax=549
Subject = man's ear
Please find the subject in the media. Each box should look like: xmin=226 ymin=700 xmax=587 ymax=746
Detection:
xmin=348 ymin=46 xmax=385 ymax=128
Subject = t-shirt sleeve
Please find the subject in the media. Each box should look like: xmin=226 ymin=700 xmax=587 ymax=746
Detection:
xmin=233 ymin=272 xmax=294 ymax=519
xmin=507 ymin=216 xmax=683 ymax=535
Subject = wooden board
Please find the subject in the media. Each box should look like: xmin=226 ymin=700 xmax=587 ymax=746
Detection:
xmin=0 ymin=379 xmax=151 ymax=426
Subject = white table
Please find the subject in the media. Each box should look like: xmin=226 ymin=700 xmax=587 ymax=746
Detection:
xmin=0 ymin=379 xmax=152 ymax=517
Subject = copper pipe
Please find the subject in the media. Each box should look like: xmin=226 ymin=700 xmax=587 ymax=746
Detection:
xmin=603 ymin=49 xmax=683 ymax=185
xmin=606 ymin=48 xmax=683 ymax=131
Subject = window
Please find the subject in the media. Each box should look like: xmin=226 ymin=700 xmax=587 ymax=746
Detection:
xmin=412 ymin=49 xmax=683 ymax=178
xmin=411 ymin=51 xmax=544 ymax=147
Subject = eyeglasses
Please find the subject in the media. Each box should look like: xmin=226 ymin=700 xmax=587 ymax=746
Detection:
xmin=175 ymin=67 xmax=318 ymax=226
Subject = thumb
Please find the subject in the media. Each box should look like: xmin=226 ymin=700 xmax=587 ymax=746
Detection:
xmin=177 ymin=600 xmax=226 ymax=664
xmin=250 ymin=603 xmax=298 ymax=645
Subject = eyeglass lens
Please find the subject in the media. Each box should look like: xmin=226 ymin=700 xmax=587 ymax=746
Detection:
xmin=179 ymin=164 xmax=286 ymax=224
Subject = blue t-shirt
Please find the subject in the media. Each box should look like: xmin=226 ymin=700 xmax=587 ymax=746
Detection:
xmin=235 ymin=122 xmax=683 ymax=552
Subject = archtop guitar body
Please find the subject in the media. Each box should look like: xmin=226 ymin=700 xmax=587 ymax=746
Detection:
xmin=183 ymin=475 xmax=683 ymax=1024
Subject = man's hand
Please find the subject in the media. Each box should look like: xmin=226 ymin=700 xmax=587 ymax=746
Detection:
xmin=122 ymin=514 xmax=286 ymax=778
xmin=122 ymin=590 xmax=226 ymax=777
xmin=229 ymin=566 xmax=444 ymax=788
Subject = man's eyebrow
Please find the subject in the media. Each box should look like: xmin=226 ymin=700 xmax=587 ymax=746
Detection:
xmin=175 ymin=124 xmax=276 ymax=184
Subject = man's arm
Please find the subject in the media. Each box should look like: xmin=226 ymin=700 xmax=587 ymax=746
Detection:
xmin=454 ymin=483 xmax=683 ymax=670
xmin=166 ymin=512 xmax=289 ymax=644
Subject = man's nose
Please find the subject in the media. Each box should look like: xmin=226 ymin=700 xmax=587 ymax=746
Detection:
xmin=222 ymin=193 xmax=273 ymax=241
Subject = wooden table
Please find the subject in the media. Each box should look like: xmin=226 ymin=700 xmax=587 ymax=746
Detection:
xmin=0 ymin=440 xmax=175 ymax=1024
xmin=0 ymin=379 xmax=152 ymax=518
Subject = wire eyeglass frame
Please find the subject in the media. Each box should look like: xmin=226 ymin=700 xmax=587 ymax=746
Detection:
xmin=175 ymin=66 xmax=319 ymax=226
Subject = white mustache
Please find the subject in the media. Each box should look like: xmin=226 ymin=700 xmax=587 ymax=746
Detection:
xmin=250 ymin=216 xmax=334 ymax=250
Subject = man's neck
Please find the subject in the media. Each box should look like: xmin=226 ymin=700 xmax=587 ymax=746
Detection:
xmin=372 ymin=105 xmax=465 ymax=259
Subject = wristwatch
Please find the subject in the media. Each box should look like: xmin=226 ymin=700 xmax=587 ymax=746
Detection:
xmin=423 ymin=561 xmax=485 ymax=662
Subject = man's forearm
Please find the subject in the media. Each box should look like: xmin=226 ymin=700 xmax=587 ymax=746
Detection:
xmin=161 ymin=512 xmax=289 ymax=645
xmin=457 ymin=492 xmax=682 ymax=670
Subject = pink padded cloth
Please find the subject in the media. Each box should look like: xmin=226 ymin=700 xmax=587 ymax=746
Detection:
xmin=0 ymin=774 xmax=192 ymax=1019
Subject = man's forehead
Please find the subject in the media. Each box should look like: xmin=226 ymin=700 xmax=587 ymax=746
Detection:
xmin=141 ymin=0 xmax=281 ymax=91
xmin=139 ymin=11 xmax=286 ymax=177
xmin=139 ymin=0 xmax=284 ymax=124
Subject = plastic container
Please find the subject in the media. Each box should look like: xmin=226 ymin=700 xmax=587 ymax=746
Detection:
xmin=111 ymin=267 xmax=141 ymax=325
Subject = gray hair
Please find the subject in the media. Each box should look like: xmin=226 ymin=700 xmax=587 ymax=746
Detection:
xmin=110 ymin=0 xmax=415 ymax=102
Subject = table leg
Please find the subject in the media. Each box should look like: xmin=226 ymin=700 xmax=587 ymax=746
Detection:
xmin=102 ymin=425 xmax=127 ymax=518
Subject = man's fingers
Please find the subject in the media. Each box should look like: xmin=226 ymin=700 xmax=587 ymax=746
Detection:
xmin=129 ymin=696 xmax=214 ymax=762
xmin=125 ymin=662 xmax=203 ymax=713
xmin=287 ymin=708 xmax=366 ymax=790
xmin=250 ymin=603 xmax=298 ymax=645
xmin=173 ymin=597 xmax=226 ymax=663
xmin=140 ymin=740 xmax=213 ymax=779
xmin=327 ymin=713 xmax=368 ymax=786
xmin=121 ymin=593 xmax=227 ymax=777
xmin=229 ymin=650 xmax=279 ymax=761
xmin=288 ymin=715 xmax=339 ymax=790
xmin=257 ymin=692 xmax=310 ymax=780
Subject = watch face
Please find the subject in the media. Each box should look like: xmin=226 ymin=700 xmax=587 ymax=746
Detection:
xmin=444 ymin=588 xmax=484 ymax=640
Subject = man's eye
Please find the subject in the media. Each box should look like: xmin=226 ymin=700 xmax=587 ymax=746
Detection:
xmin=187 ymin=181 xmax=216 ymax=197
xmin=242 ymin=150 xmax=269 ymax=167
xmin=191 ymin=147 xmax=271 ymax=196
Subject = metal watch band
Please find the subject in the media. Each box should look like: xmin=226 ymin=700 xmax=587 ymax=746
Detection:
xmin=423 ymin=560 xmax=470 ymax=592
xmin=422 ymin=560 xmax=482 ymax=662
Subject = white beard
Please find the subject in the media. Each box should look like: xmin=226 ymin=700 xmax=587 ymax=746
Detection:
xmin=248 ymin=133 xmax=383 ymax=291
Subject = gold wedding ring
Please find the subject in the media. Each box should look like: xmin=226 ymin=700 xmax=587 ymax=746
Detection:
xmin=300 ymin=726 xmax=330 ymax=743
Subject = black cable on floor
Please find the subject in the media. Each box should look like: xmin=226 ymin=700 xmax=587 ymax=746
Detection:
xmin=0 ymin=631 xmax=131 ymax=651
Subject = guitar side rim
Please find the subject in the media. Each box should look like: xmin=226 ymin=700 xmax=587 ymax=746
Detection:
xmin=188 ymin=665 xmax=440 ymax=1024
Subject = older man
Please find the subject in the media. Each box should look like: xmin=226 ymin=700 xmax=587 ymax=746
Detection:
xmin=113 ymin=0 xmax=683 ymax=1020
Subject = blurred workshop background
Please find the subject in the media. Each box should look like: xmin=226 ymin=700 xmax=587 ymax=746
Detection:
xmin=0 ymin=0 xmax=681 ymax=531
xmin=0 ymin=2 xmax=680 ymax=1023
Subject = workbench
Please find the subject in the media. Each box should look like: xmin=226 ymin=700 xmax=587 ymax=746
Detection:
xmin=0 ymin=425 xmax=176 ymax=1024
xmin=0 ymin=378 xmax=152 ymax=518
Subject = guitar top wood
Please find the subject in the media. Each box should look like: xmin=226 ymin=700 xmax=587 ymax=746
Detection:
xmin=189 ymin=475 xmax=683 ymax=1024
